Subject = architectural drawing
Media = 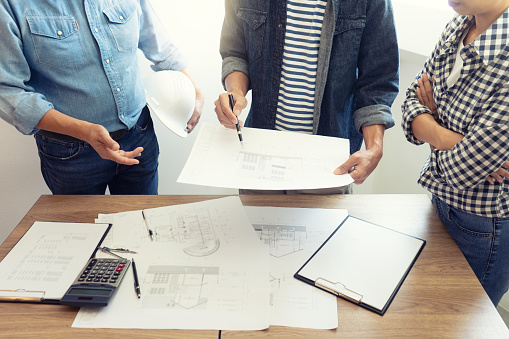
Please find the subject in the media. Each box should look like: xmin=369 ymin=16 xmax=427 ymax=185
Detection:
xmin=237 ymin=151 xmax=303 ymax=181
xmin=270 ymin=272 xmax=319 ymax=310
xmin=253 ymin=224 xmax=307 ymax=258
xmin=142 ymin=265 xmax=219 ymax=309
xmin=142 ymin=265 xmax=250 ymax=312
xmin=146 ymin=208 xmax=221 ymax=257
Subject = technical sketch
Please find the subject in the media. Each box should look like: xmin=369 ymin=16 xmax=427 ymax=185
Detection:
xmin=237 ymin=151 xmax=303 ymax=181
xmin=142 ymin=265 xmax=219 ymax=309
xmin=270 ymin=272 xmax=319 ymax=310
xmin=142 ymin=265 xmax=250 ymax=312
xmin=145 ymin=208 xmax=221 ymax=257
xmin=253 ymin=224 xmax=307 ymax=258
xmin=183 ymin=239 xmax=221 ymax=257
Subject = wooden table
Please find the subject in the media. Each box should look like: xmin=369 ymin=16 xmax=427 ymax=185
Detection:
xmin=0 ymin=194 xmax=508 ymax=338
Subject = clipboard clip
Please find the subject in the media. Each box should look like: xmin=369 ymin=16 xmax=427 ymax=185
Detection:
xmin=315 ymin=278 xmax=363 ymax=304
xmin=0 ymin=289 xmax=46 ymax=302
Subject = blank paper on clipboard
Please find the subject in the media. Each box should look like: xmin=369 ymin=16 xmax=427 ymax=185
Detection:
xmin=294 ymin=216 xmax=425 ymax=315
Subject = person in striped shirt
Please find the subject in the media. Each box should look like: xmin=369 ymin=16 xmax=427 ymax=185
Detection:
xmin=214 ymin=0 xmax=399 ymax=193
xmin=402 ymin=0 xmax=509 ymax=306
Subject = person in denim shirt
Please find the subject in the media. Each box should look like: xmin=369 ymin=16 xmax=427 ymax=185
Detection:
xmin=214 ymin=0 xmax=398 ymax=192
xmin=0 ymin=0 xmax=203 ymax=195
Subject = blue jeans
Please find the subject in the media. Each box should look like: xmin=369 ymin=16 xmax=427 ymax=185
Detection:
xmin=432 ymin=196 xmax=509 ymax=306
xmin=35 ymin=107 xmax=159 ymax=195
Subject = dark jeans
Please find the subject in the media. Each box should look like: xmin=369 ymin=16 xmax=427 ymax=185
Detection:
xmin=35 ymin=107 xmax=159 ymax=195
xmin=432 ymin=195 xmax=509 ymax=306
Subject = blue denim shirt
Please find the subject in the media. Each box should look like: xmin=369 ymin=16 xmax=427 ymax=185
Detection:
xmin=220 ymin=0 xmax=398 ymax=154
xmin=0 ymin=0 xmax=187 ymax=135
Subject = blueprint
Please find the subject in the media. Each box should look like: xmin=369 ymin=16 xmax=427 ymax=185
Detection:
xmin=177 ymin=122 xmax=354 ymax=190
xmin=74 ymin=196 xmax=269 ymax=330
xmin=244 ymin=206 xmax=348 ymax=329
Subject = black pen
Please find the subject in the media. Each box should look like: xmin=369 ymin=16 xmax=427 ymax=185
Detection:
xmin=228 ymin=93 xmax=243 ymax=147
xmin=132 ymin=258 xmax=141 ymax=299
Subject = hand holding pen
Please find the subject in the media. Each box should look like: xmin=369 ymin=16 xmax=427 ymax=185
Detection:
xmin=228 ymin=93 xmax=243 ymax=147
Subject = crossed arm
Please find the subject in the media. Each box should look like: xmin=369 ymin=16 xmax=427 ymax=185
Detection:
xmin=412 ymin=74 xmax=509 ymax=184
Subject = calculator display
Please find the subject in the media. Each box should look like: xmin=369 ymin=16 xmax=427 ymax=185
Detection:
xmin=60 ymin=258 xmax=130 ymax=307
xmin=66 ymin=288 xmax=112 ymax=296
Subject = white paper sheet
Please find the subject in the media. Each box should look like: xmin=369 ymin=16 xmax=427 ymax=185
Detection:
xmin=0 ymin=222 xmax=109 ymax=301
xmin=244 ymin=207 xmax=347 ymax=329
xmin=177 ymin=123 xmax=354 ymax=190
xmin=297 ymin=217 xmax=425 ymax=312
xmin=73 ymin=196 xmax=270 ymax=330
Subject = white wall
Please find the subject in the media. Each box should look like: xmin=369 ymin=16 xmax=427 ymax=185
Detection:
xmin=0 ymin=0 xmax=507 ymax=312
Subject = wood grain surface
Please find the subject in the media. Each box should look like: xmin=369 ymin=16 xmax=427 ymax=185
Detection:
xmin=0 ymin=194 xmax=507 ymax=338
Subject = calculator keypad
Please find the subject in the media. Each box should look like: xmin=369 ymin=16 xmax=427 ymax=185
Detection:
xmin=75 ymin=258 xmax=129 ymax=287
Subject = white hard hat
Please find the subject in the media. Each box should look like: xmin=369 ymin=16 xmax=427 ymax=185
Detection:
xmin=142 ymin=70 xmax=195 ymax=138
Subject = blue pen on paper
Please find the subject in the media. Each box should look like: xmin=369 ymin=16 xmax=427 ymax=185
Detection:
xmin=228 ymin=93 xmax=243 ymax=147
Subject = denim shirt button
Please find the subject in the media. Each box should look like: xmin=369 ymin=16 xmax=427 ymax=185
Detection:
xmin=57 ymin=30 xmax=63 ymax=36
xmin=116 ymin=88 xmax=120 ymax=92
xmin=278 ymin=23 xmax=282 ymax=28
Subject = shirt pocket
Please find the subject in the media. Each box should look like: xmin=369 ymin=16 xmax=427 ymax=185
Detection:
xmin=103 ymin=0 xmax=140 ymax=53
xmin=26 ymin=16 xmax=86 ymax=69
xmin=334 ymin=16 xmax=365 ymax=35
xmin=334 ymin=16 xmax=366 ymax=51
xmin=237 ymin=8 xmax=267 ymax=61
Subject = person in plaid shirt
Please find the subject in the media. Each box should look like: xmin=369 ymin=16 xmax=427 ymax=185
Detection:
xmin=402 ymin=0 xmax=509 ymax=306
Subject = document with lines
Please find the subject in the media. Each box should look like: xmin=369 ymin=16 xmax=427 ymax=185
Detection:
xmin=177 ymin=122 xmax=354 ymax=190
xmin=0 ymin=222 xmax=109 ymax=303
xmin=244 ymin=206 xmax=348 ymax=329
xmin=73 ymin=196 xmax=270 ymax=330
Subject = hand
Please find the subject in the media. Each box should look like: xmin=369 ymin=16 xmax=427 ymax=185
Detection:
xmin=186 ymin=84 xmax=204 ymax=133
xmin=486 ymin=161 xmax=509 ymax=184
xmin=333 ymin=125 xmax=384 ymax=185
xmin=333 ymin=148 xmax=383 ymax=185
xmin=416 ymin=74 xmax=437 ymax=117
xmin=85 ymin=124 xmax=143 ymax=165
xmin=214 ymin=91 xmax=248 ymax=129
xmin=36 ymin=108 xmax=143 ymax=165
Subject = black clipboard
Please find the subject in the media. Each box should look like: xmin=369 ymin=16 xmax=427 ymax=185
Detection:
xmin=0 ymin=221 xmax=111 ymax=304
xmin=294 ymin=216 xmax=425 ymax=315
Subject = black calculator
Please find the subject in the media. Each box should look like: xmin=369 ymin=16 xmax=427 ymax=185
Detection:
xmin=60 ymin=257 xmax=130 ymax=307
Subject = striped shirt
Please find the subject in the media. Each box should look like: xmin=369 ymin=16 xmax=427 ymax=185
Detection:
xmin=401 ymin=11 xmax=509 ymax=218
xmin=275 ymin=0 xmax=327 ymax=133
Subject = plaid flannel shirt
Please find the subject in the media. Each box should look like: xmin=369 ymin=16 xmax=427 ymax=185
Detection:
xmin=402 ymin=11 xmax=509 ymax=218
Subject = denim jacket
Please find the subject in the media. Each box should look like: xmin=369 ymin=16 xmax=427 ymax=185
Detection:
xmin=220 ymin=0 xmax=398 ymax=153
xmin=0 ymin=0 xmax=186 ymax=135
